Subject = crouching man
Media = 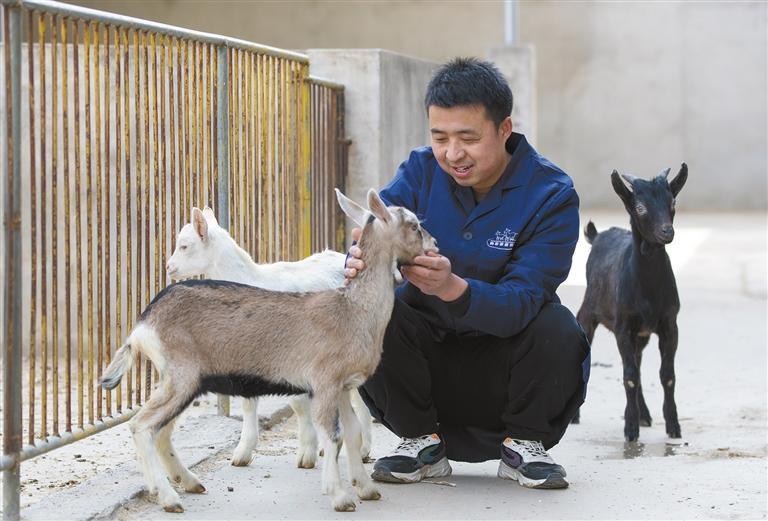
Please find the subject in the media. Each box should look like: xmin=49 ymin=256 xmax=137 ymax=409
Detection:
xmin=345 ymin=57 xmax=590 ymax=489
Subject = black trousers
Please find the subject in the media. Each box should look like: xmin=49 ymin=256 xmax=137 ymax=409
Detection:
xmin=360 ymin=299 xmax=589 ymax=462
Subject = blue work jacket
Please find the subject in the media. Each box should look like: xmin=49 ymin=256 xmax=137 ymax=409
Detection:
xmin=380 ymin=133 xmax=582 ymax=343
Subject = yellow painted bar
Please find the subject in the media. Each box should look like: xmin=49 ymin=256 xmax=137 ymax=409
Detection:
xmin=298 ymin=63 xmax=312 ymax=259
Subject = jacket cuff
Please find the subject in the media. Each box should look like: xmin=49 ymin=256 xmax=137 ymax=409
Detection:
xmin=445 ymin=283 xmax=471 ymax=317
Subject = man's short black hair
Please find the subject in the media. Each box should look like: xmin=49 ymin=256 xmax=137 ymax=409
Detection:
xmin=424 ymin=57 xmax=513 ymax=128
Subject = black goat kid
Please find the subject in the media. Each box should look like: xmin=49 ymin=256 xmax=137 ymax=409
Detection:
xmin=576 ymin=163 xmax=688 ymax=441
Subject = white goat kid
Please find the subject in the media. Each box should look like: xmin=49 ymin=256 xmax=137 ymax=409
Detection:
xmin=165 ymin=207 xmax=373 ymax=468
xmin=99 ymin=189 xmax=436 ymax=512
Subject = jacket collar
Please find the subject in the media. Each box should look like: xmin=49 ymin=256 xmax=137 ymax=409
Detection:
xmin=450 ymin=133 xmax=535 ymax=218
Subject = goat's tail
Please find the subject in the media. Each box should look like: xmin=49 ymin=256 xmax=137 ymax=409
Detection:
xmin=584 ymin=221 xmax=598 ymax=244
xmin=99 ymin=343 xmax=134 ymax=390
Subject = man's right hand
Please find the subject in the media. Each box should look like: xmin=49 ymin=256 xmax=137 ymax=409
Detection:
xmin=344 ymin=227 xmax=364 ymax=285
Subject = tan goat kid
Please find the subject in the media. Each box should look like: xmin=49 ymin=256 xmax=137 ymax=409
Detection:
xmin=99 ymin=189 xmax=437 ymax=513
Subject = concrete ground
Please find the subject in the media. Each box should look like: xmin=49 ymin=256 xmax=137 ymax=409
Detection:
xmin=15 ymin=211 xmax=768 ymax=520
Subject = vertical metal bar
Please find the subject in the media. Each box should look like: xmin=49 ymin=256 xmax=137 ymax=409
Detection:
xmin=27 ymin=8 xmax=38 ymax=447
xmin=132 ymin=28 xmax=141 ymax=410
xmin=244 ymin=50 xmax=251 ymax=254
xmin=103 ymin=25 xmax=112 ymax=413
xmin=38 ymin=11 xmax=49 ymax=441
xmin=210 ymin=43 xmax=217 ymax=214
xmin=72 ymin=19 xmax=84 ymax=430
xmin=203 ymin=43 xmax=211 ymax=206
xmin=235 ymin=49 xmax=242 ymax=244
xmin=94 ymin=23 xmax=104 ymax=416
xmin=62 ymin=15 xmax=72 ymax=435
xmin=258 ymin=54 xmax=267 ymax=263
xmin=84 ymin=21 xmax=94 ymax=425
xmin=114 ymin=24 xmax=123 ymax=413
xmin=121 ymin=26 xmax=131 ymax=412
xmin=142 ymin=30 xmax=151 ymax=404
xmin=3 ymin=4 xmax=23 ymax=518
xmin=168 ymin=37 xmax=176 ymax=246
xmin=298 ymin=63 xmax=311 ymax=259
xmin=160 ymin=35 xmax=167 ymax=289
xmin=196 ymin=41 xmax=203 ymax=207
xmin=51 ymin=12 xmax=59 ymax=438
xmin=215 ymin=43 xmax=229 ymax=417
xmin=182 ymin=39 xmax=190 ymax=224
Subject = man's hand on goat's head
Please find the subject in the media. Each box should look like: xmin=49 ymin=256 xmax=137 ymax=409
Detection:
xmin=400 ymin=252 xmax=468 ymax=302
xmin=344 ymin=227 xmax=364 ymax=286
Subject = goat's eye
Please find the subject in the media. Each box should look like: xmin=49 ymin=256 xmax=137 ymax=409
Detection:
xmin=411 ymin=223 xmax=418 ymax=231
xmin=179 ymin=245 xmax=187 ymax=251
xmin=635 ymin=203 xmax=647 ymax=215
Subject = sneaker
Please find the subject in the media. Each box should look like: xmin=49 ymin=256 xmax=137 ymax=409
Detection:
xmin=497 ymin=438 xmax=569 ymax=489
xmin=371 ymin=433 xmax=452 ymax=483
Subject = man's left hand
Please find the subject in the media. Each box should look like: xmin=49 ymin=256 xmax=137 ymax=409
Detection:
xmin=401 ymin=251 xmax=468 ymax=302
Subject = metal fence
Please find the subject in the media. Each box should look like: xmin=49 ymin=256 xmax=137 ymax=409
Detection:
xmin=0 ymin=1 xmax=348 ymax=518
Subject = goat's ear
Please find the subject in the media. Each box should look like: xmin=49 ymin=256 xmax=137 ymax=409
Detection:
xmin=611 ymin=170 xmax=633 ymax=203
xmin=367 ymin=189 xmax=391 ymax=224
xmin=192 ymin=207 xmax=208 ymax=242
xmin=335 ymin=188 xmax=368 ymax=226
xmin=202 ymin=206 xmax=219 ymax=226
xmin=669 ymin=162 xmax=688 ymax=197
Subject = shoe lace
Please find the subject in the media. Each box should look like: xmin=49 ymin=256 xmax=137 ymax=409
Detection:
xmin=517 ymin=439 xmax=548 ymax=458
xmin=396 ymin=434 xmax=432 ymax=453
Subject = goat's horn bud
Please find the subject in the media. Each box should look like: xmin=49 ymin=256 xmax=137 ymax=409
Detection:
xmin=658 ymin=167 xmax=672 ymax=179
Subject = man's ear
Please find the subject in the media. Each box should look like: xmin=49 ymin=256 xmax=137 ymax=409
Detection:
xmin=335 ymin=188 xmax=369 ymax=226
xmin=499 ymin=116 xmax=513 ymax=139
xmin=192 ymin=207 xmax=208 ymax=241
xmin=367 ymin=189 xmax=391 ymax=224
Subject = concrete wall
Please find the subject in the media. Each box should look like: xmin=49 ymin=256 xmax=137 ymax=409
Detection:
xmin=521 ymin=2 xmax=767 ymax=210
xmin=307 ymin=49 xmax=436 ymax=234
xmin=68 ymin=1 xmax=767 ymax=209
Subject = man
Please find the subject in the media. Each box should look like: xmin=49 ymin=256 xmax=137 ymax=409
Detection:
xmin=345 ymin=57 xmax=590 ymax=489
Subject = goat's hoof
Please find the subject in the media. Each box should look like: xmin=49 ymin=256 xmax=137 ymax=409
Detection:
xmin=640 ymin=418 xmax=652 ymax=427
xmin=332 ymin=493 xmax=357 ymax=512
xmin=570 ymin=417 xmax=580 ymax=425
xmin=667 ymin=426 xmax=682 ymax=438
xmin=163 ymin=503 xmax=184 ymax=513
xmin=231 ymin=456 xmax=253 ymax=467
xmin=357 ymin=484 xmax=381 ymax=501
xmin=296 ymin=453 xmax=317 ymax=469
xmin=361 ymin=455 xmax=375 ymax=464
xmin=186 ymin=482 xmax=206 ymax=494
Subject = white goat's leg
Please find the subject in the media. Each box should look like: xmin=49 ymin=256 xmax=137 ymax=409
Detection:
xmin=131 ymin=420 xmax=183 ymax=512
xmin=129 ymin=381 xmax=196 ymax=513
xmin=156 ymin=419 xmax=205 ymax=493
xmin=350 ymin=389 xmax=373 ymax=462
xmin=232 ymin=397 xmax=260 ymax=466
xmin=312 ymin=390 xmax=356 ymax=512
xmin=339 ymin=392 xmax=380 ymax=501
xmin=290 ymin=394 xmax=318 ymax=469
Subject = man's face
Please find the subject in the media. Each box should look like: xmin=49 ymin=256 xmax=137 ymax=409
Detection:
xmin=428 ymin=104 xmax=513 ymax=196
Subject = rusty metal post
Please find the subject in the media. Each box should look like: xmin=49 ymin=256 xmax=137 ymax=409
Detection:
xmin=2 ymin=3 xmax=23 ymax=519
xmin=215 ymin=43 xmax=230 ymax=416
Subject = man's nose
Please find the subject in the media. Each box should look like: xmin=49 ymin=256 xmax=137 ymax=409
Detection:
xmin=446 ymin=142 xmax=465 ymax=162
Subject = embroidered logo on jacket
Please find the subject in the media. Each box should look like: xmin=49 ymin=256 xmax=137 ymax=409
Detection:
xmin=487 ymin=228 xmax=518 ymax=250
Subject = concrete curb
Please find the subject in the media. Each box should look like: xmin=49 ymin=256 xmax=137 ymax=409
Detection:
xmin=22 ymin=399 xmax=294 ymax=521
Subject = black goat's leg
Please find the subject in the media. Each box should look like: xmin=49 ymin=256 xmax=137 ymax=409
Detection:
xmin=658 ymin=318 xmax=681 ymax=438
xmin=618 ymin=329 xmax=641 ymax=441
xmin=571 ymin=307 xmax=597 ymax=424
xmin=635 ymin=337 xmax=652 ymax=427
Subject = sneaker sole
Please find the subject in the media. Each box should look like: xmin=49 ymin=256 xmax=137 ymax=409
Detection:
xmin=371 ymin=457 xmax=452 ymax=484
xmin=497 ymin=460 xmax=569 ymax=489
